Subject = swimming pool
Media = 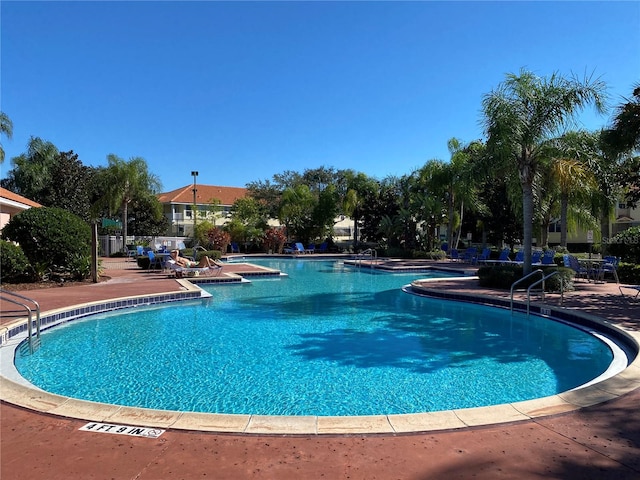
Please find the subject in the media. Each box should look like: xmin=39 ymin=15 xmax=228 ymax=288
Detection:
xmin=13 ymin=259 xmax=620 ymax=417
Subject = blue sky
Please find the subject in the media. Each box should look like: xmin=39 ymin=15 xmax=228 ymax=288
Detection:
xmin=1 ymin=1 xmax=638 ymax=193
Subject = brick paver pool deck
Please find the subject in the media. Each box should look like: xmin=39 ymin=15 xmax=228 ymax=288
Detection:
xmin=1 ymin=256 xmax=639 ymax=479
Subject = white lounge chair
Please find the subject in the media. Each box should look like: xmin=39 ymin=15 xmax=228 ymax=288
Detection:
xmin=167 ymin=259 xmax=222 ymax=278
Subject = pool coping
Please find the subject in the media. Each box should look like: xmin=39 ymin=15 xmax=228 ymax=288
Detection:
xmin=1 ymin=278 xmax=640 ymax=435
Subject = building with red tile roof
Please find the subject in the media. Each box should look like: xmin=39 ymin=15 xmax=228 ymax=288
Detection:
xmin=0 ymin=187 xmax=41 ymax=231
xmin=157 ymin=184 xmax=247 ymax=236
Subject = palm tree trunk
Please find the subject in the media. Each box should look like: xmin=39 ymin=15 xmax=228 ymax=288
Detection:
xmin=522 ymin=183 xmax=534 ymax=275
xmin=352 ymin=213 xmax=359 ymax=252
xmin=121 ymin=201 xmax=128 ymax=253
xmin=454 ymin=200 xmax=465 ymax=248
xmin=447 ymin=189 xmax=455 ymax=250
xmin=560 ymin=193 xmax=569 ymax=247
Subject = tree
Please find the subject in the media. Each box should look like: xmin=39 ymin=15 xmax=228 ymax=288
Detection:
xmin=360 ymin=177 xmax=401 ymax=245
xmin=128 ymin=194 xmax=169 ymax=237
xmin=2 ymin=207 xmax=91 ymax=280
xmin=603 ymin=83 xmax=640 ymax=153
xmin=0 ymin=111 xmax=13 ymax=164
xmin=278 ymin=184 xmax=316 ymax=243
xmin=343 ymin=171 xmax=377 ymax=251
xmin=93 ymin=155 xmax=162 ymax=251
xmin=42 ymin=150 xmax=97 ymax=222
xmin=482 ymin=69 xmax=606 ymax=274
xmin=545 ymin=132 xmax=599 ymax=247
xmin=603 ymin=83 xmax=640 ymax=206
xmin=1 ymin=137 xmax=59 ymax=200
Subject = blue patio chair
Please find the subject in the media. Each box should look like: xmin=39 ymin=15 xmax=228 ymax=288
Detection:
xmin=318 ymin=242 xmax=328 ymax=253
xmin=283 ymin=243 xmax=305 ymax=254
xmin=485 ymin=248 xmax=511 ymax=265
xmin=600 ymin=256 xmax=620 ymax=283
xmin=147 ymin=250 xmax=165 ymax=272
xmin=540 ymin=250 xmax=556 ymax=266
xmin=477 ymin=247 xmax=491 ymax=264
xmin=531 ymin=250 xmax=543 ymax=265
xmin=510 ymin=250 xmax=524 ymax=264
xmin=306 ymin=243 xmax=315 ymax=253
xmin=449 ymin=249 xmax=460 ymax=262
xmin=462 ymin=247 xmax=478 ymax=264
xmin=230 ymin=242 xmax=240 ymax=253
xmin=563 ymin=254 xmax=589 ymax=282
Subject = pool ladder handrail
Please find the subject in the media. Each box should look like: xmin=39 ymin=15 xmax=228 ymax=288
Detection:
xmin=510 ymin=270 xmax=564 ymax=316
xmin=355 ymin=248 xmax=377 ymax=268
xmin=0 ymin=288 xmax=41 ymax=354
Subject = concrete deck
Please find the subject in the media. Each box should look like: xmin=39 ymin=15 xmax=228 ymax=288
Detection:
xmin=1 ymin=256 xmax=639 ymax=479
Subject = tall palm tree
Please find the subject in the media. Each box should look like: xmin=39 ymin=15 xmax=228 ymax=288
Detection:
xmin=482 ymin=69 xmax=606 ymax=274
xmin=0 ymin=111 xmax=13 ymax=164
xmin=546 ymin=132 xmax=599 ymax=247
xmin=343 ymin=171 xmax=377 ymax=251
xmin=94 ymin=155 xmax=161 ymax=251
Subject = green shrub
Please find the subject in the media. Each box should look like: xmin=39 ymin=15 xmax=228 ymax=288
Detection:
xmin=384 ymin=247 xmax=413 ymax=258
xmin=0 ymin=240 xmax=33 ymax=282
xmin=477 ymin=265 xmax=574 ymax=292
xmin=412 ymin=249 xmax=446 ymax=260
xmin=1 ymin=207 xmax=91 ymax=280
xmin=618 ymin=263 xmax=640 ymax=284
xmin=607 ymin=226 xmax=640 ymax=264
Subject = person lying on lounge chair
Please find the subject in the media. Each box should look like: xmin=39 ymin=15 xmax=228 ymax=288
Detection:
xmin=169 ymin=250 xmax=223 ymax=269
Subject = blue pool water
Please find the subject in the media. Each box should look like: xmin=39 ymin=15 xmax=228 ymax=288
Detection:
xmin=15 ymin=259 xmax=613 ymax=416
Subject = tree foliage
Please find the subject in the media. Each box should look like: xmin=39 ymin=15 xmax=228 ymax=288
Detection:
xmin=92 ymin=155 xmax=162 ymax=250
xmin=0 ymin=111 xmax=13 ymax=164
xmin=1 ymin=207 xmax=91 ymax=280
xmin=482 ymin=69 xmax=606 ymax=273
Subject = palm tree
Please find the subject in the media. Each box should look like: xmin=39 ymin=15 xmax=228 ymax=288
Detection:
xmin=482 ymin=69 xmax=606 ymax=274
xmin=94 ymin=155 xmax=162 ymax=252
xmin=603 ymin=83 xmax=640 ymax=153
xmin=546 ymin=132 xmax=599 ymax=247
xmin=0 ymin=111 xmax=13 ymax=164
xmin=343 ymin=171 xmax=377 ymax=251
xmin=603 ymin=84 xmax=640 ymax=206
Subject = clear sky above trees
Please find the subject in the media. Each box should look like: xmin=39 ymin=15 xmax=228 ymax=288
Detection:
xmin=1 ymin=1 xmax=638 ymax=191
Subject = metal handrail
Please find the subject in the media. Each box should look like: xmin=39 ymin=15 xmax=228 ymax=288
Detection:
xmin=0 ymin=289 xmax=41 ymax=354
xmin=510 ymin=269 xmax=544 ymax=312
xmin=526 ymin=271 xmax=564 ymax=316
xmin=355 ymin=248 xmax=377 ymax=267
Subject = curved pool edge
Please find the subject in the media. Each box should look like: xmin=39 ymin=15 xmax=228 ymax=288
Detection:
xmin=2 ymin=285 xmax=640 ymax=436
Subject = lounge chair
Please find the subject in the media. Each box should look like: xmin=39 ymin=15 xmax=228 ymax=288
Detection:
xmin=530 ymin=250 xmax=543 ymax=265
xmin=477 ymin=247 xmax=491 ymax=264
xmin=306 ymin=243 xmax=315 ymax=253
xmin=230 ymin=242 xmax=240 ymax=254
xmin=449 ymin=249 xmax=460 ymax=262
xmin=283 ymin=243 xmax=306 ymax=254
xmin=317 ymin=242 xmax=328 ymax=253
xmin=167 ymin=259 xmax=222 ymax=278
xmin=540 ymin=250 xmax=556 ymax=266
xmin=462 ymin=247 xmax=478 ymax=264
xmin=283 ymin=243 xmax=299 ymax=254
xmin=503 ymin=250 xmax=524 ymax=265
xmin=484 ymin=248 xmax=511 ymax=265
xmin=619 ymin=285 xmax=640 ymax=302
